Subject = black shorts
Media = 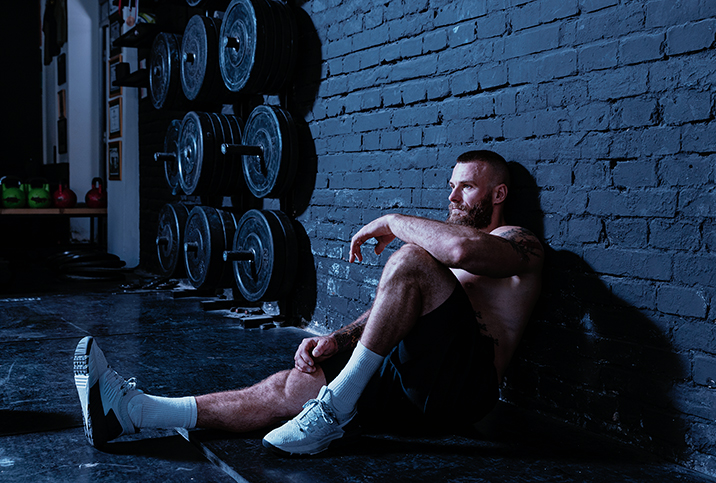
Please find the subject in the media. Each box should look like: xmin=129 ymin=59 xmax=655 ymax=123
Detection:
xmin=321 ymin=283 xmax=499 ymax=432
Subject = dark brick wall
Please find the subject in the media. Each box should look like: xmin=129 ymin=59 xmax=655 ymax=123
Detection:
xmin=287 ymin=0 xmax=716 ymax=477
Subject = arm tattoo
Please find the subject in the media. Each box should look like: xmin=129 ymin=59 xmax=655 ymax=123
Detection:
xmin=501 ymin=227 xmax=542 ymax=263
xmin=331 ymin=310 xmax=369 ymax=352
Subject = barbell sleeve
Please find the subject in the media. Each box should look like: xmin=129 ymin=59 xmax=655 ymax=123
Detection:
xmin=156 ymin=235 xmax=170 ymax=247
xmin=221 ymin=143 xmax=264 ymax=157
xmin=225 ymin=37 xmax=241 ymax=50
xmin=223 ymin=250 xmax=256 ymax=262
xmin=185 ymin=241 xmax=199 ymax=254
xmin=154 ymin=152 xmax=177 ymax=162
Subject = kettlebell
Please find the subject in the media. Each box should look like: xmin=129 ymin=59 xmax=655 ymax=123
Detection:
xmin=27 ymin=178 xmax=52 ymax=208
xmin=1 ymin=176 xmax=27 ymax=208
xmin=53 ymin=180 xmax=77 ymax=208
xmin=85 ymin=177 xmax=107 ymax=208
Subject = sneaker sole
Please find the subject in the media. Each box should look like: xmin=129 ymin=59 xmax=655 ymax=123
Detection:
xmin=73 ymin=337 xmax=124 ymax=447
xmin=261 ymin=437 xmax=333 ymax=456
xmin=261 ymin=412 xmax=358 ymax=457
xmin=262 ymin=426 xmax=363 ymax=457
xmin=73 ymin=337 xmax=95 ymax=446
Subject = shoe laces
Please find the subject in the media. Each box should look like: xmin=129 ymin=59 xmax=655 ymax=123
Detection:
xmin=106 ymin=368 xmax=138 ymax=396
xmin=124 ymin=377 xmax=138 ymax=394
xmin=298 ymin=397 xmax=337 ymax=432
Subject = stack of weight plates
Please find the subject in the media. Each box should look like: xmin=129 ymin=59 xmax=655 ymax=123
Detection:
xmin=219 ymin=0 xmax=297 ymax=95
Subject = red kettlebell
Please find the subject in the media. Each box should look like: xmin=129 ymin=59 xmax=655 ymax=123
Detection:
xmin=53 ymin=181 xmax=77 ymax=208
xmin=85 ymin=177 xmax=107 ymax=208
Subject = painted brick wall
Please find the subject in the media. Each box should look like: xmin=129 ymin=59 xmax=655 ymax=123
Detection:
xmin=290 ymin=0 xmax=716 ymax=477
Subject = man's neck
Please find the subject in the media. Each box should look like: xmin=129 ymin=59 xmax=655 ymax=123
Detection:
xmin=480 ymin=213 xmax=507 ymax=234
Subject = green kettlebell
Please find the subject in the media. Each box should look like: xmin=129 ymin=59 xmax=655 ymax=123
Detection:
xmin=1 ymin=176 xmax=27 ymax=208
xmin=27 ymin=178 xmax=52 ymax=208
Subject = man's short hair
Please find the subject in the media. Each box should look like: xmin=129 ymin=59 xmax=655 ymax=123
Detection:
xmin=456 ymin=150 xmax=511 ymax=189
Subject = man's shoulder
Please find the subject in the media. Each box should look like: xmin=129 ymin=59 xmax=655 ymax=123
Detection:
xmin=490 ymin=225 xmax=541 ymax=244
xmin=490 ymin=225 xmax=544 ymax=266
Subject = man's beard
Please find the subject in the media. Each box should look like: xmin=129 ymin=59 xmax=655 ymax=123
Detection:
xmin=447 ymin=195 xmax=493 ymax=229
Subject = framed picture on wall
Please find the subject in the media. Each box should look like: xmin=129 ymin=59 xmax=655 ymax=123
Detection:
xmin=108 ymin=98 xmax=122 ymax=139
xmin=57 ymin=89 xmax=67 ymax=119
xmin=108 ymin=54 xmax=122 ymax=98
xmin=57 ymin=53 xmax=66 ymax=86
xmin=109 ymin=20 xmax=121 ymax=56
xmin=57 ymin=118 xmax=67 ymax=154
xmin=108 ymin=141 xmax=122 ymax=180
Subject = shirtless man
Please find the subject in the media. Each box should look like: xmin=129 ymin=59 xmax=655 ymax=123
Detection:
xmin=73 ymin=150 xmax=543 ymax=456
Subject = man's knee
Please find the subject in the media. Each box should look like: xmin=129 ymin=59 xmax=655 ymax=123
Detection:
xmin=382 ymin=243 xmax=450 ymax=281
xmin=377 ymin=244 xmax=457 ymax=315
xmin=281 ymin=367 xmax=326 ymax=412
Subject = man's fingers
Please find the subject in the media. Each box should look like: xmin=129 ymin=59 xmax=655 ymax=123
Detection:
xmin=295 ymin=353 xmax=315 ymax=372
xmin=374 ymin=240 xmax=386 ymax=255
xmin=349 ymin=237 xmax=364 ymax=263
xmin=312 ymin=338 xmax=333 ymax=358
xmin=294 ymin=339 xmax=317 ymax=372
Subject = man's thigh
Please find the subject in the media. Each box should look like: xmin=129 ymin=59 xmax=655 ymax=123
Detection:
xmin=323 ymin=284 xmax=499 ymax=431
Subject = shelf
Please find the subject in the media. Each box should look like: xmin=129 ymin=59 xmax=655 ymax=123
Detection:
xmin=113 ymin=23 xmax=160 ymax=49
xmin=113 ymin=67 xmax=149 ymax=88
xmin=0 ymin=207 xmax=107 ymax=216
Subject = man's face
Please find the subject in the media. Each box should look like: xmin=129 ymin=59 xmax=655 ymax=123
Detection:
xmin=447 ymin=161 xmax=494 ymax=229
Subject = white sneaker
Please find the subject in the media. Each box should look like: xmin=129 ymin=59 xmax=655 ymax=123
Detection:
xmin=73 ymin=336 xmax=141 ymax=446
xmin=262 ymin=386 xmax=356 ymax=455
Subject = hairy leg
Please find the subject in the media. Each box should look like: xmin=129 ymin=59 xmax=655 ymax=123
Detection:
xmin=361 ymin=243 xmax=457 ymax=356
xmin=195 ymin=367 xmax=327 ymax=432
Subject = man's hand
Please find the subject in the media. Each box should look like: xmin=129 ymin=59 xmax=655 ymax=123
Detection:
xmin=294 ymin=335 xmax=339 ymax=373
xmin=349 ymin=215 xmax=397 ymax=263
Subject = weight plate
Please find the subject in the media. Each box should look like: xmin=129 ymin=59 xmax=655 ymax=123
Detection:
xmin=149 ymin=33 xmax=185 ymax=110
xmin=156 ymin=202 xmax=191 ymax=278
xmin=232 ymin=209 xmax=274 ymax=301
xmin=163 ymin=120 xmax=183 ymax=194
xmin=48 ymin=251 xmax=120 ymax=264
xmin=61 ymin=270 xmax=126 ymax=282
xmin=218 ymin=209 xmax=238 ymax=262
xmin=264 ymin=209 xmax=297 ymax=299
xmin=274 ymin=106 xmax=298 ymax=195
xmin=232 ymin=209 xmax=297 ymax=301
xmin=181 ymin=16 xmax=220 ymax=102
xmin=242 ymin=105 xmax=295 ymax=198
xmin=216 ymin=113 xmax=244 ymax=195
xmin=184 ymin=206 xmax=234 ymax=289
xmin=255 ymin=0 xmax=281 ymax=93
xmin=266 ymin=0 xmax=286 ymax=92
xmin=178 ymin=111 xmax=214 ymax=195
xmin=207 ymin=112 xmax=231 ymax=195
xmin=186 ymin=0 xmax=231 ymax=8
xmin=220 ymin=0 xmax=269 ymax=93
xmin=59 ymin=259 xmax=127 ymax=271
xmin=273 ymin=1 xmax=297 ymax=89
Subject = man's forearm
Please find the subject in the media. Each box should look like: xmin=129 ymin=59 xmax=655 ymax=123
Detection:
xmin=330 ymin=310 xmax=370 ymax=352
xmin=387 ymin=214 xmax=478 ymax=267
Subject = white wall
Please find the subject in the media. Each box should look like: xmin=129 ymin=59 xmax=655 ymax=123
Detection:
xmin=66 ymin=0 xmax=101 ymax=242
xmin=42 ymin=0 xmax=140 ymax=267
xmin=106 ymin=39 xmax=140 ymax=268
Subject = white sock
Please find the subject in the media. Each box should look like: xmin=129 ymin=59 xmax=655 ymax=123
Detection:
xmin=327 ymin=341 xmax=384 ymax=416
xmin=127 ymin=394 xmax=197 ymax=429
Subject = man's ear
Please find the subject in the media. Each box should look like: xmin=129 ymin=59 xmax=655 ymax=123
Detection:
xmin=493 ymin=184 xmax=508 ymax=205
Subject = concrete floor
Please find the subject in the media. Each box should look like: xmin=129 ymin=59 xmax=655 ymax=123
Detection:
xmin=1 ymin=261 xmax=715 ymax=483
